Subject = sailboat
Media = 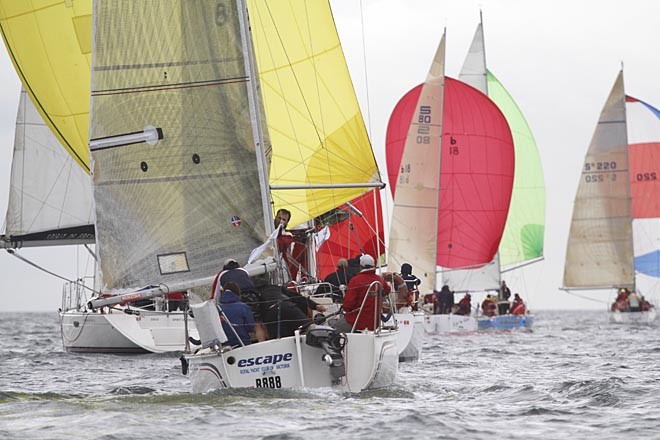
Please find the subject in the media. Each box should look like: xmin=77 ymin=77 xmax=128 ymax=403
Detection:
xmin=1 ymin=89 xmax=94 ymax=249
xmin=385 ymin=30 xmax=516 ymax=335
xmin=563 ymin=70 xmax=660 ymax=324
xmin=452 ymin=18 xmax=544 ymax=331
xmin=81 ymin=0 xmax=397 ymax=392
xmin=1 ymin=2 xmax=203 ymax=353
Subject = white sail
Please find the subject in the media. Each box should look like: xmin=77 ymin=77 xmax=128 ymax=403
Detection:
xmin=89 ymin=1 xmax=272 ymax=293
xmin=458 ymin=20 xmax=488 ymax=94
xmin=442 ymin=255 xmax=501 ymax=293
xmin=387 ymin=32 xmax=446 ymax=294
xmin=2 ymin=89 xmax=94 ymax=248
xmin=563 ymin=72 xmax=633 ymax=289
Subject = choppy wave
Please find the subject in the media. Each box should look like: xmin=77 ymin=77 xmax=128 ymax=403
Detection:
xmin=1 ymin=311 xmax=660 ymax=440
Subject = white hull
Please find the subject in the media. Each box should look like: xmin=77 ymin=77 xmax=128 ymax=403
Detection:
xmin=609 ymin=309 xmax=657 ymax=324
xmin=423 ymin=314 xmax=478 ymax=334
xmin=393 ymin=312 xmax=425 ymax=362
xmin=59 ymin=310 xmax=198 ymax=354
xmin=184 ymin=330 xmax=398 ymax=393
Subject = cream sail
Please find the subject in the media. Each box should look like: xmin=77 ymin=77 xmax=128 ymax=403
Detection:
xmin=563 ymin=72 xmax=633 ymax=289
xmin=387 ymin=32 xmax=446 ymax=294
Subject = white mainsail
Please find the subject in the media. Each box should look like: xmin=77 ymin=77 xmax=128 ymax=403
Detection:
xmin=1 ymin=89 xmax=94 ymax=248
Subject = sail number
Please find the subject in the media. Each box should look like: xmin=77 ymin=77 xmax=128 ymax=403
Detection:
xmin=585 ymin=174 xmax=616 ymax=183
xmin=584 ymin=161 xmax=618 ymax=183
xmin=255 ymin=376 xmax=281 ymax=388
xmin=636 ymin=172 xmax=657 ymax=181
xmin=416 ymin=105 xmax=431 ymax=144
xmin=584 ymin=161 xmax=617 ymax=171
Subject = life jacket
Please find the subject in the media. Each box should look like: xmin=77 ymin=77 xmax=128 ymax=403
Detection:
xmin=481 ymin=299 xmax=497 ymax=317
xmin=511 ymin=303 xmax=526 ymax=315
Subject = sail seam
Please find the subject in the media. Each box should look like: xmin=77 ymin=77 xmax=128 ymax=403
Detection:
xmin=92 ymin=77 xmax=248 ymax=96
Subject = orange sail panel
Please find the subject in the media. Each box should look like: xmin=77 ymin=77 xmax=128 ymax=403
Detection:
xmin=629 ymin=142 xmax=660 ymax=218
xmin=316 ymin=190 xmax=385 ymax=280
xmin=386 ymin=77 xmax=514 ymax=268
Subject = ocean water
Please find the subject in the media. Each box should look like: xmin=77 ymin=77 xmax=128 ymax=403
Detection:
xmin=1 ymin=310 xmax=659 ymax=440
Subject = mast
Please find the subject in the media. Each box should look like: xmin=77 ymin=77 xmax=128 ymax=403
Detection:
xmin=238 ymin=0 xmax=274 ymax=238
xmin=621 ymin=69 xmax=636 ymax=293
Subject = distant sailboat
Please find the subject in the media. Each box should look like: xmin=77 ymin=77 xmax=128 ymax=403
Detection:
xmin=563 ymin=70 xmax=659 ymax=324
xmin=385 ymin=30 xmax=515 ymax=334
xmin=1 ymin=89 xmax=94 ymax=249
xmin=453 ymin=18 xmax=544 ymax=330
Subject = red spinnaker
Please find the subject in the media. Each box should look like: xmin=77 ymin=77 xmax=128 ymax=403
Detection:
xmin=630 ymin=142 xmax=660 ymax=218
xmin=385 ymin=77 xmax=515 ymax=268
xmin=316 ymin=190 xmax=385 ymax=280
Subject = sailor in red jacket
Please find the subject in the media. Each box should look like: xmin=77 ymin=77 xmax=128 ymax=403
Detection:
xmin=274 ymin=208 xmax=308 ymax=281
xmin=511 ymin=293 xmax=526 ymax=315
xmin=332 ymin=254 xmax=396 ymax=332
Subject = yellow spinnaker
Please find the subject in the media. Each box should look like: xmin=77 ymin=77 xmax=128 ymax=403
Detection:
xmin=0 ymin=1 xmax=381 ymax=224
xmin=0 ymin=1 xmax=92 ymax=172
xmin=247 ymin=0 xmax=381 ymax=225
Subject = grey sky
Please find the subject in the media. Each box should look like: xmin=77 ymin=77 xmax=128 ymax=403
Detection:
xmin=1 ymin=0 xmax=659 ymax=311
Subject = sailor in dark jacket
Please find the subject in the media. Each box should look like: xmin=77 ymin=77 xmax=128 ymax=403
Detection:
xmin=400 ymin=263 xmax=421 ymax=291
xmin=259 ymin=284 xmax=312 ymax=339
xmin=217 ymin=282 xmax=255 ymax=347
xmin=436 ymin=284 xmax=454 ymax=314
xmin=319 ymin=258 xmax=352 ymax=301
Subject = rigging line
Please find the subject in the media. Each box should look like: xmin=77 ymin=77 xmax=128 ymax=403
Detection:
xmin=302 ymin=1 xmax=339 ymax=216
xmin=18 ymin=90 xmax=26 ymax=232
xmin=359 ymin=0 xmax=373 ymax=140
xmin=6 ymin=249 xmax=97 ymax=294
xmin=563 ymin=289 xmax=609 ymax=305
xmin=304 ymin=1 xmax=331 ymax=190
